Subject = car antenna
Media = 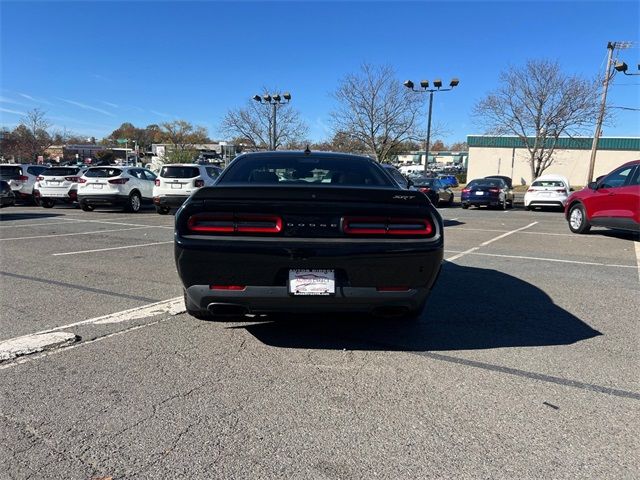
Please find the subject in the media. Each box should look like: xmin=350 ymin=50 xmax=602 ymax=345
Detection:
xmin=304 ymin=145 xmax=311 ymax=155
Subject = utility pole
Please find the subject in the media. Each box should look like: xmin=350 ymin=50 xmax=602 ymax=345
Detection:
xmin=586 ymin=41 xmax=632 ymax=184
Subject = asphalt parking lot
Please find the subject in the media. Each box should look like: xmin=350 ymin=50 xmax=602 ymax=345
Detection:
xmin=1 ymin=202 xmax=638 ymax=479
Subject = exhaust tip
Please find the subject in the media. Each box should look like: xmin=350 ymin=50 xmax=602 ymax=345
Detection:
xmin=207 ymin=303 xmax=249 ymax=316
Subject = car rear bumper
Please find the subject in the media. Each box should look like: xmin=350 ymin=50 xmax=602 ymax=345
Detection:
xmin=185 ymin=284 xmax=433 ymax=314
xmin=78 ymin=194 xmax=128 ymax=207
xmin=38 ymin=188 xmax=77 ymax=200
xmin=153 ymin=195 xmax=189 ymax=207
xmin=461 ymin=196 xmax=501 ymax=206
xmin=176 ymin=235 xmax=443 ymax=314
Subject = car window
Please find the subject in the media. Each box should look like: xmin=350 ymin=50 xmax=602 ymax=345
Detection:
xmin=388 ymin=169 xmax=408 ymax=188
xmin=161 ymin=166 xmax=200 ymax=178
xmin=0 ymin=166 xmax=23 ymax=179
xmin=220 ymin=155 xmax=393 ymax=187
xmin=628 ymin=166 xmax=639 ymax=186
xmin=205 ymin=166 xmax=221 ymax=179
xmin=128 ymin=169 xmax=146 ymax=180
xmin=531 ymin=180 xmax=565 ymax=187
xmin=143 ymin=170 xmax=157 ymax=181
xmin=467 ymin=179 xmax=504 ymax=188
xmin=600 ymin=166 xmax=634 ymax=189
xmin=84 ymin=168 xmax=123 ymax=178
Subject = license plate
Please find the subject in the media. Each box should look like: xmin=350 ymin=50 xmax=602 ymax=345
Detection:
xmin=92 ymin=184 xmax=103 ymax=189
xmin=48 ymin=193 xmax=67 ymax=197
xmin=171 ymin=183 xmax=182 ymax=189
xmin=49 ymin=181 xmax=60 ymax=186
xmin=475 ymin=191 xmax=484 ymax=195
xmin=289 ymin=269 xmax=335 ymax=296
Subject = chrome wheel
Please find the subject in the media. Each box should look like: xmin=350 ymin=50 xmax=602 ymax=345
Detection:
xmin=129 ymin=192 xmax=141 ymax=212
xmin=569 ymin=208 xmax=582 ymax=230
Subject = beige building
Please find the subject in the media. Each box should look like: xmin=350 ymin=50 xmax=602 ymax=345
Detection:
xmin=467 ymin=136 xmax=640 ymax=186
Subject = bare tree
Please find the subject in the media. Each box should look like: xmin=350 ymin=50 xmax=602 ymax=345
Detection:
xmin=160 ymin=120 xmax=210 ymax=150
xmin=329 ymin=64 xmax=424 ymax=162
xmin=473 ymin=60 xmax=601 ymax=180
xmin=220 ymin=94 xmax=308 ymax=150
xmin=18 ymin=108 xmax=53 ymax=161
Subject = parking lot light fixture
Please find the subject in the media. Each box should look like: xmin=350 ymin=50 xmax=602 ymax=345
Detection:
xmin=252 ymin=91 xmax=293 ymax=150
xmin=403 ymin=76 xmax=460 ymax=173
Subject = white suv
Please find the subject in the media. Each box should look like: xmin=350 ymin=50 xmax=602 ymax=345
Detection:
xmin=0 ymin=164 xmax=47 ymax=203
xmin=77 ymin=166 xmax=157 ymax=212
xmin=152 ymin=164 xmax=221 ymax=214
xmin=35 ymin=166 xmax=86 ymax=208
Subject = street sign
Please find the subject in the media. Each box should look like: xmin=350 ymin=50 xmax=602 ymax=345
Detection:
xmin=116 ymin=138 xmax=128 ymax=144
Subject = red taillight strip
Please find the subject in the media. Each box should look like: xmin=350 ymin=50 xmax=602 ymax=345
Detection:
xmin=343 ymin=217 xmax=433 ymax=236
xmin=188 ymin=214 xmax=282 ymax=234
xmin=210 ymin=285 xmax=246 ymax=291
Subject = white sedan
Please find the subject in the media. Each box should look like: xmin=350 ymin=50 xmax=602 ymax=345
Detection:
xmin=524 ymin=174 xmax=571 ymax=210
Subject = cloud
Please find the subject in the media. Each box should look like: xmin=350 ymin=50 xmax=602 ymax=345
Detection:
xmin=150 ymin=110 xmax=172 ymax=118
xmin=18 ymin=93 xmax=53 ymax=105
xmin=58 ymin=98 xmax=116 ymax=117
xmin=0 ymin=107 xmax=27 ymax=116
xmin=100 ymin=101 xmax=119 ymax=108
xmin=0 ymin=96 xmax=27 ymax=106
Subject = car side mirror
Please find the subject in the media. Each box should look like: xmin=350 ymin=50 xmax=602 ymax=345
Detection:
xmin=587 ymin=181 xmax=597 ymax=190
xmin=569 ymin=187 xmax=575 ymax=192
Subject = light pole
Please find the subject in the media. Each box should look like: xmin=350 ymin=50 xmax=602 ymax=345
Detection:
xmin=252 ymin=92 xmax=292 ymax=150
xmin=404 ymin=78 xmax=459 ymax=174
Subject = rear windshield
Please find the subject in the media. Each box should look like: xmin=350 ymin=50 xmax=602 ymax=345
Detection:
xmin=42 ymin=167 xmax=81 ymax=177
xmin=414 ymin=178 xmax=437 ymax=186
xmin=160 ymin=166 xmax=200 ymax=178
xmin=84 ymin=168 xmax=122 ymax=178
xmin=467 ymin=179 xmax=505 ymax=188
xmin=0 ymin=166 xmax=22 ymax=179
xmin=220 ymin=155 xmax=393 ymax=187
xmin=531 ymin=180 xmax=565 ymax=187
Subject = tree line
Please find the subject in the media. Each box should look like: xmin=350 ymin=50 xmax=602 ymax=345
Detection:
xmin=1 ymin=59 xmax=601 ymax=179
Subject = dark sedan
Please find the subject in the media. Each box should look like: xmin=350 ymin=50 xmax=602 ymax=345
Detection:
xmin=175 ymin=151 xmax=444 ymax=320
xmin=413 ymin=177 xmax=454 ymax=206
xmin=461 ymin=178 xmax=514 ymax=209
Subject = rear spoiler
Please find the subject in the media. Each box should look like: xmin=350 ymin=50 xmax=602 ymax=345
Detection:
xmin=190 ymin=185 xmax=428 ymax=206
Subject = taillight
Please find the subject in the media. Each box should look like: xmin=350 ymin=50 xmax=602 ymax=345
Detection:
xmin=65 ymin=176 xmax=80 ymax=182
xmin=489 ymin=187 xmax=500 ymax=193
xmin=187 ymin=214 xmax=282 ymax=234
xmin=209 ymin=285 xmax=246 ymax=291
xmin=527 ymin=188 xmax=535 ymax=192
xmin=195 ymin=179 xmax=205 ymax=188
xmin=342 ymin=217 xmax=433 ymax=236
xmin=555 ymin=188 xmax=566 ymax=192
xmin=77 ymin=177 xmax=87 ymax=184
xmin=462 ymin=188 xmax=470 ymax=193
xmin=108 ymin=178 xmax=129 ymax=184
xmin=418 ymin=187 xmax=430 ymax=193
xmin=154 ymin=179 xmax=160 ymax=186
xmin=36 ymin=176 xmax=44 ymax=181
xmin=18 ymin=175 xmax=28 ymax=181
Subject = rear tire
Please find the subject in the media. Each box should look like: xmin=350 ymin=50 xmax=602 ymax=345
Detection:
xmin=41 ymin=199 xmax=55 ymax=208
xmin=80 ymin=203 xmax=94 ymax=212
xmin=568 ymin=203 xmax=591 ymax=234
xmin=461 ymin=203 xmax=469 ymax=209
xmin=184 ymin=291 xmax=213 ymax=320
xmin=155 ymin=206 xmax=171 ymax=215
xmin=126 ymin=191 xmax=142 ymax=213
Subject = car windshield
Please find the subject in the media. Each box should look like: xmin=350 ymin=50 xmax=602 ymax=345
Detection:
xmin=161 ymin=166 xmax=200 ymax=178
xmin=205 ymin=166 xmax=221 ymax=178
xmin=0 ymin=166 xmax=23 ymax=179
xmin=532 ymin=180 xmax=565 ymax=187
xmin=41 ymin=167 xmax=81 ymax=177
xmin=84 ymin=168 xmax=123 ymax=178
xmin=414 ymin=178 xmax=436 ymax=186
xmin=220 ymin=155 xmax=393 ymax=187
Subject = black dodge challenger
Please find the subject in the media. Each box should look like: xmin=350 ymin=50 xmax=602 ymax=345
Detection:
xmin=175 ymin=151 xmax=444 ymax=319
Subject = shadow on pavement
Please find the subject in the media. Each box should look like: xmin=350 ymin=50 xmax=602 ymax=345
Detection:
xmin=589 ymin=229 xmax=639 ymax=241
xmin=236 ymin=263 xmax=602 ymax=351
xmin=443 ymin=219 xmax=465 ymax=227
xmin=0 ymin=212 xmax=63 ymax=221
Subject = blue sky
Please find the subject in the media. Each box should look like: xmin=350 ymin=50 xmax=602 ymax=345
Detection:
xmin=1 ymin=1 xmax=638 ymax=144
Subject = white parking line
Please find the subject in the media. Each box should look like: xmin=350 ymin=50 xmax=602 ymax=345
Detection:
xmin=0 ymin=226 xmax=156 ymax=241
xmin=635 ymin=242 xmax=640 ymax=283
xmin=446 ymin=222 xmax=538 ymax=262
xmin=0 ymin=297 xmax=184 ymax=369
xmin=52 ymin=240 xmax=173 ymax=256
xmin=444 ymin=250 xmax=637 ymax=269
xmin=0 ymin=219 xmax=87 ymax=229
xmin=59 ymin=218 xmax=173 ymax=229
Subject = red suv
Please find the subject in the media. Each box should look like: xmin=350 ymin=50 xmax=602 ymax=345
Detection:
xmin=565 ymin=160 xmax=639 ymax=234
